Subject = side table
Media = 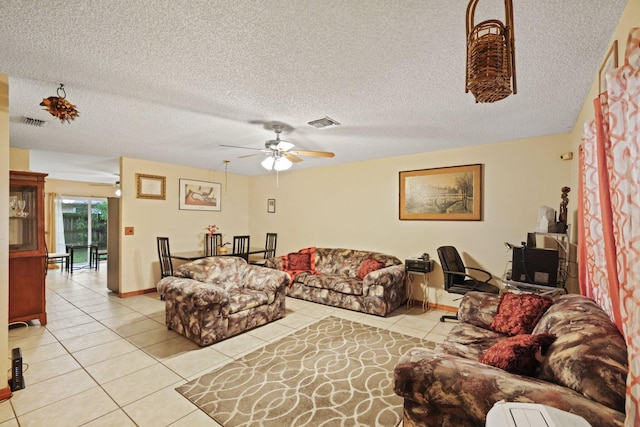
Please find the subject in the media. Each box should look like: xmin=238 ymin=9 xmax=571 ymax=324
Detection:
xmin=405 ymin=258 xmax=434 ymax=310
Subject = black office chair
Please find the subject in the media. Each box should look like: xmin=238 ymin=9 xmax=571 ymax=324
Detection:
xmin=205 ymin=233 xmax=222 ymax=256
xmin=232 ymin=235 xmax=250 ymax=261
xmin=437 ymin=245 xmax=499 ymax=322
xmin=249 ymin=233 xmax=277 ymax=266
xmin=157 ymin=237 xmax=174 ymax=278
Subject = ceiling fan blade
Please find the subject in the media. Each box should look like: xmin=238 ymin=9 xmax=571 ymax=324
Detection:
xmin=276 ymin=140 xmax=295 ymax=151
xmin=220 ymin=144 xmax=262 ymax=151
xmin=284 ymin=153 xmax=303 ymax=163
xmin=239 ymin=153 xmax=264 ymax=159
xmin=289 ymin=150 xmax=335 ymax=158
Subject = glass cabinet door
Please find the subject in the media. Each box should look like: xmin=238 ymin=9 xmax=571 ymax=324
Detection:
xmin=9 ymin=183 xmax=39 ymax=252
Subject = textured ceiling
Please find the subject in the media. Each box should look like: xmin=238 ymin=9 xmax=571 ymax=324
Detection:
xmin=1 ymin=0 xmax=627 ymax=183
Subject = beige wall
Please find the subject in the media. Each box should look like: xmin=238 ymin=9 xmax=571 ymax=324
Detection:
xmin=249 ymin=132 xmax=573 ymax=307
xmin=0 ymin=75 xmax=10 ymax=390
xmin=118 ymin=157 xmax=250 ymax=294
xmin=9 ymin=147 xmax=29 ymax=170
xmin=45 ymin=179 xmax=118 ymax=198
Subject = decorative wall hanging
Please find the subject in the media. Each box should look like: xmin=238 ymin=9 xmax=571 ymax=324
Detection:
xmin=399 ymin=164 xmax=483 ymax=221
xmin=40 ymin=84 xmax=80 ymax=123
xmin=179 ymin=179 xmax=221 ymax=211
xmin=136 ymin=173 xmax=166 ymax=200
xmin=465 ymin=0 xmax=516 ymax=103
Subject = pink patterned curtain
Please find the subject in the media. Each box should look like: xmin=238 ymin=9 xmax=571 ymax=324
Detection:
xmin=579 ymin=28 xmax=640 ymax=427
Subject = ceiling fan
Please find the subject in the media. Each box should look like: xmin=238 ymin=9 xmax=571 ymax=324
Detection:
xmin=220 ymin=125 xmax=335 ymax=171
xmin=89 ymin=180 xmax=121 ymax=196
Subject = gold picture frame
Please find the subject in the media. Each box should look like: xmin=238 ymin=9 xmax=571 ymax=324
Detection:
xmin=599 ymin=40 xmax=618 ymax=94
xmin=179 ymin=179 xmax=221 ymax=211
xmin=399 ymin=164 xmax=482 ymax=221
xmin=136 ymin=173 xmax=166 ymax=200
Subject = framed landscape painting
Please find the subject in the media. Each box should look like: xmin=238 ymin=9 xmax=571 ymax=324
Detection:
xmin=399 ymin=164 xmax=482 ymax=221
xmin=179 ymin=179 xmax=221 ymax=211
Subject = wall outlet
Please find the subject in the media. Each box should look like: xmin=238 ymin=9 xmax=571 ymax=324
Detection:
xmin=560 ymin=152 xmax=573 ymax=160
xmin=124 ymin=227 xmax=134 ymax=235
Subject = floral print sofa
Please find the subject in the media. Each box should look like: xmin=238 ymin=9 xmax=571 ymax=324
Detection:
xmin=394 ymin=291 xmax=628 ymax=427
xmin=156 ymin=257 xmax=289 ymax=346
xmin=264 ymin=247 xmax=405 ymax=316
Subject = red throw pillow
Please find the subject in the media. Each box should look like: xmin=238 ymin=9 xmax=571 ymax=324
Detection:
xmin=357 ymin=258 xmax=385 ymax=280
xmin=479 ymin=333 xmax=556 ymax=376
xmin=490 ymin=292 xmax=553 ymax=336
xmin=288 ymin=252 xmax=311 ymax=271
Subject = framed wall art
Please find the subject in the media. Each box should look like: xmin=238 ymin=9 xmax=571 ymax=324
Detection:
xmin=599 ymin=40 xmax=618 ymax=94
xmin=267 ymin=199 xmax=276 ymax=213
xmin=179 ymin=179 xmax=221 ymax=211
xmin=399 ymin=164 xmax=482 ymax=221
xmin=136 ymin=173 xmax=166 ymax=200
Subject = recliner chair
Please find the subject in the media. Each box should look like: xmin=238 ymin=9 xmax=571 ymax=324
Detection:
xmin=437 ymin=245 xmax=499 ymax=322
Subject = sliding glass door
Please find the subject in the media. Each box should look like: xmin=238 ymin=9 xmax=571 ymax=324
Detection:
xmin=61 ymin=197 xmax=108 ymax=268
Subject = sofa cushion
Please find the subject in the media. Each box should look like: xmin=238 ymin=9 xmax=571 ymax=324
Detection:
xmin=313 ymin=248 xmax=401 ymax=276
xmin=227 ymin=288 xmax=269 ymax=314
xmin=298 ymin=273 xmax=364 ymax=296
xmin=479 ymin=333 xmax=556 ymax=376
xmin=288 ymin=252 xmax=311 ymax=270
xmin=533 ymin=294 xmax=628 ymax=412
xmin=356 ymin=258 xmax=385 ymax=280
xmin=439 ymin=322 xmax=506 ymax=360
xmin=490 ymin=292 xmax=553 ymax=336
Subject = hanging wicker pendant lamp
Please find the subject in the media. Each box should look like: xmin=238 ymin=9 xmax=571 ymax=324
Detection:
xmin=465 ymin=0 xmax=517 ymax=103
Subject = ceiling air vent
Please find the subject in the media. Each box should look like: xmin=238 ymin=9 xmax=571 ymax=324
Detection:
xmin=22 ymin=117 xmax=47 ymax=127
xmin=307 ymin=116 xmax=340 ymax=129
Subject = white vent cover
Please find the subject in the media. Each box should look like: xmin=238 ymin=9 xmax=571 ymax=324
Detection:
xmin=307 ymin=116 xmax=340 ymax=129
xmin=21 ymin=117 xmax=46 ymax=127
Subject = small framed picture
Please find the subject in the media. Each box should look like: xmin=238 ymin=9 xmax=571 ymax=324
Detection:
xmin=267 ymin=199 xmax=276 ymax=213
xmin=179 ymin=179 xmax=221 ymax=211
xmin=136 ymin=174 xmax=166 ymax=200
xmin=599 ymin=40 xmax=618 ymax=94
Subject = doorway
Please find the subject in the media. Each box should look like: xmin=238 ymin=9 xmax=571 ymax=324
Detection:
xmin=61 ymin=197 xmax=108 ymax=269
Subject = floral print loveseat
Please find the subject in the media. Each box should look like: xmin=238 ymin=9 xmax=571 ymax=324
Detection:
xmin=157 ymin=257 xmax=289 ymax=346
xmin=265 ymin=247 xmax=405 ymax=316
xmin=394 ymin=291 xmax=628 ymax=427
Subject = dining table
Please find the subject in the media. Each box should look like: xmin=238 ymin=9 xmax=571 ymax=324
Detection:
xmin=171 ymin=247 xmax=268 ymax=261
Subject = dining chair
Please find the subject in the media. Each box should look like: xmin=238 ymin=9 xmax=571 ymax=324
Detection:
xmin=205 ymin=233 xmax=222 ymax=256
xmin=249 ymin=233 xmax=277 ymax=266
xmin=45 ymin=242 xmax=70 ymax=273
xmin=232 ymin=235 xmax=250 ymax=261
xmin=157 ymin=237 xmax=174 ymax=278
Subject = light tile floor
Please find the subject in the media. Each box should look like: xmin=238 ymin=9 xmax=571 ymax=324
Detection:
xmin=2 ymin=265 xmax=456 ymax=426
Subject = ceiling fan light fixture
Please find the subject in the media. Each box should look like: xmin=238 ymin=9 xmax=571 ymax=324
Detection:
xmin=274 ymin=157 xmax=292 ymax=171
xmin=261 ymin=156 xmax=276 ymax=170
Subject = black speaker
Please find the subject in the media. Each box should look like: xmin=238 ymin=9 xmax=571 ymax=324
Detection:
xmin=511 ymin=247 xmax=559 ymax=286
xmin=10 ymin=347 xmax=25 ymax=392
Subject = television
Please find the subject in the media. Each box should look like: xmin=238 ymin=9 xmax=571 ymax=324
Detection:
xmin=511 ymin=247 xmax=559 ymax=287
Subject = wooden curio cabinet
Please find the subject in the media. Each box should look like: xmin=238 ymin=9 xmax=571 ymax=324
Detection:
xmin=9 ymin=170 xmax=48 ymax=326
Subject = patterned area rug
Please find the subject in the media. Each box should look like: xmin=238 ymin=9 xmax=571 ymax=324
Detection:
xmin=176 ymin=316 xmax=436 ymax=427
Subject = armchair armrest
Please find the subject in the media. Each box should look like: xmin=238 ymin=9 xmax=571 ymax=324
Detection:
xmin=394 ymin=348 xmax=624 ymax=427
xmin=362 ymin=264 xmax=405 ymax=292
xmin=264 ymin=256 xmax=284 ymax=270
xmin=242 ymin=265 xmax=289 ymax=293
xmin=457 ymin=291 xmax=501 ymax=329
xmin=162 ymin=277 xmax=229 ymax=308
